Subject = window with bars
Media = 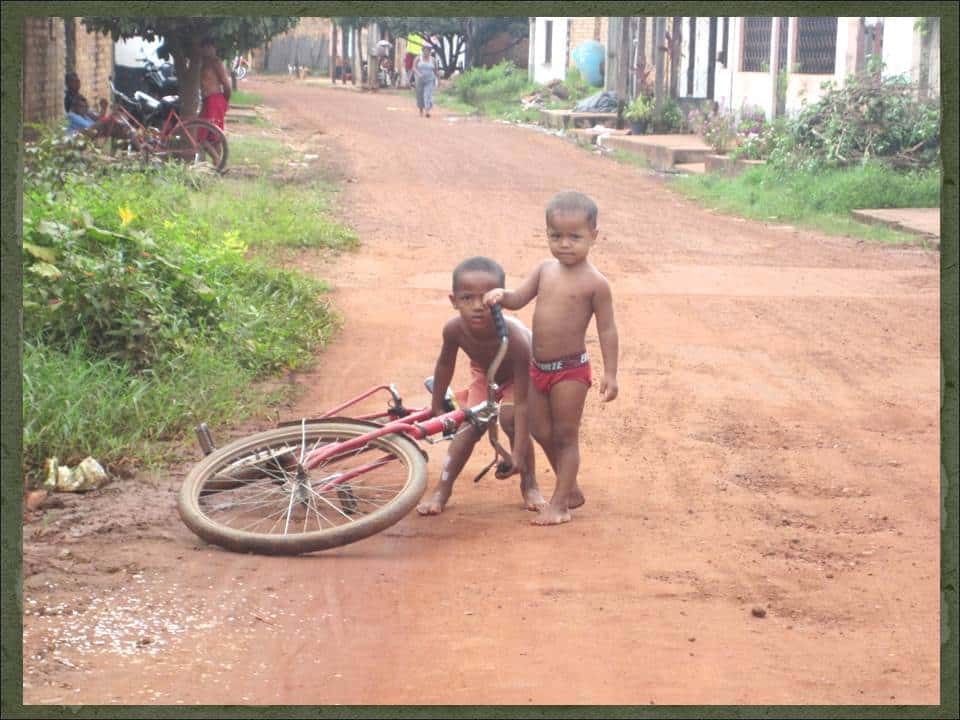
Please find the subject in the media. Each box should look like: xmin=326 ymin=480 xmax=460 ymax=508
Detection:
xmin=741 ymin=17 xmax=772 ymax=72
xmin=544 ymin=20 xmax=553 ymax=64
xmin=795 ymin=17 xmax=837 ymax=74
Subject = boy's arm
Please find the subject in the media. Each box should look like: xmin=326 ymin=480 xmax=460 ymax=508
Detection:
xmin=430 ymin=322 xmax=459 ymax=416
xmin=483 ymin=262 xmax=545 ymax=310
xmin=216 ymin=60 xmax=232 ymax=100
xmin=503 ymin=326 xmax=532 ymax=474
xmin=593 ymin=277 xmax=619 ymax=402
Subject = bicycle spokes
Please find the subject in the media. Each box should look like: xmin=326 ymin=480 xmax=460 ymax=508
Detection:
xmin=195 ymin=435 xmax=407 ymax=535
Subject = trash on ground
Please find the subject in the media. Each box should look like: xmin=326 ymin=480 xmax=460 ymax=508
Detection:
xmin=43 ymin=456 xmax=109 ymax=493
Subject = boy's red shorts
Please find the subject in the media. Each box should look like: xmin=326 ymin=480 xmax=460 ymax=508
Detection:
xmin=529 ymin=355 xmax=592 ymax=394
xmin=455 ymin=363 xmax=514 ymax=407
xmin=200 ymin=92 xmax=228 ymax=130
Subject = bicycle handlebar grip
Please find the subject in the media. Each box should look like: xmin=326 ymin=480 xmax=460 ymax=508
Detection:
xmin=490 ymin=303 xmax=508 ymax=342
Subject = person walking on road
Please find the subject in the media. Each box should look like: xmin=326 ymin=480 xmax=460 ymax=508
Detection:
xmin=413 ymin=46 xmax=439 ymax=117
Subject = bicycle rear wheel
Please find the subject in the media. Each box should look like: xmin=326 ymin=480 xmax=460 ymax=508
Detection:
xmin=177 ymin=420 xmax=428 ymax=555
xmin=162 ymin=119 xmax=229 ymax=172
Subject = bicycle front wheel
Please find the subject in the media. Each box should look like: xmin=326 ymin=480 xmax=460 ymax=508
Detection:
xmin=163 ymin=119 xmax=229 ymax=172
xmin=178 ymin=420 xmax=428 ymax=555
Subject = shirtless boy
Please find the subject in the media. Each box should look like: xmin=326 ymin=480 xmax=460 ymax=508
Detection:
xmin=417 ymin=257 xmax=546 ymax=516
xmin=199 ymin=37 xmax=231 ymax=132
xmin=484 ymin=191 xmax=619 ymax=525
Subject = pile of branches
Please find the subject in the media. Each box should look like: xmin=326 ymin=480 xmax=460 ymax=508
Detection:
xmin=784 ymin=74 xmax=939 ymax=170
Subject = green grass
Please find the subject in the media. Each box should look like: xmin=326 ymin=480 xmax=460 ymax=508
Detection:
xmin=21 ymin=134 xmax=354 ymax=483
xmin=230 ymin=89 xmax=264 ymax=106
xmin=438 ymin=61 xmax=538 ymax=121
xmin=190 ymin=177 xmax=357 ymax=250
xmin=607 ymin=148 xmax=652 ymax=170
xmin=230 ymin=135 xmax=298 ymax=170
xmin=23 ymin=341 xmax=258 ymax=471
xmin=671 ymin=162 xmax=940 ymax=244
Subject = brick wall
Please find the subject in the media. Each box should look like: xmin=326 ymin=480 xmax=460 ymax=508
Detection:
xmin=71 ymin=22 xmax=114 ymax=109
xmin=479 ymin=31 xmax=529 ymax=69
xmin=23 ymin=17 xmax=65 ymax=126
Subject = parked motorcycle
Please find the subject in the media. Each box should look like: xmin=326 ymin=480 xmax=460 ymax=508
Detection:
xmin=139 ymin=57 xmax=179 ymax=97
xmin=232 ymin=54 xmax=250 ymax=80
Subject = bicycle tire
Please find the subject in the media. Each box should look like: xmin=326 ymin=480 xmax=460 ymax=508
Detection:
xmin=235 ymin=66 xmax=247 ymax=81
xmin=177 ymin=420 xmax=428 ymax=555
xmin=162 ymin=119 xmax=229 ymax=172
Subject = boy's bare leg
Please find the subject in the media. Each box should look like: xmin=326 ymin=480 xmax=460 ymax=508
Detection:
xmin=533 ymin=380 xmax=589 ymax=525
xmin=417 ymin=426 xmax=481 ymax=515
xmin=528 ymin=385 xmax=586 ymax=512
xmin=500 ymin=407 xmax=545 ymax=511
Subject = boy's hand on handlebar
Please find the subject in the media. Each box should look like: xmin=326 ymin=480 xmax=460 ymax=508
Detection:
xmin=483 ymin=289 xmax=505 ymax=307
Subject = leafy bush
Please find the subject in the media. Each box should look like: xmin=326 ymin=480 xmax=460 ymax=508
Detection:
xmin=688 ymin=104 xmax=738 ymax=153
xmin=447 ymin=61 xmax=535 ymax=109
xmin=21 ymin=131 xmax=347 ymax=482
xmin=771 ymin=73 xmax=940 ymax=170
xmin=657 ymin=97 xmax=685 ymax=132
xmin=23 ymin=175 xmax=335 ymax=372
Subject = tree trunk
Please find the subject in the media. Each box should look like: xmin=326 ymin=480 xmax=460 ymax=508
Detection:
xmin=340 ymin=25 xmax=348 ymax=83
xmin=173 ymin=38 xmax=203 ymax=118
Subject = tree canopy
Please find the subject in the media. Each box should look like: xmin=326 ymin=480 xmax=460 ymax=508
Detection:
xmin=335 ymin=16 xmax=527 ymax=78
xmin=82 ymin=17 xmax=299 ymax=114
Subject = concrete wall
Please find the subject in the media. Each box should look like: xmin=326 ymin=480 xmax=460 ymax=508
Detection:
xmin=882 ymin=16 xmax=939 ymax=96
xmin=531 ymin=17 xmax=569 ymax=84
xmin=23 ymin=17 xmax=65 ymax=126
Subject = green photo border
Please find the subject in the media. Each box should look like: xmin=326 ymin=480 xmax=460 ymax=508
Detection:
xmin=1 ymin=1 xmax=956 ymax=717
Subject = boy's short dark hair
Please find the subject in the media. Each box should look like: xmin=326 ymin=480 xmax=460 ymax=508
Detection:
xmin=200 ymin=36 xmax=215 ymax=48
xmin=452 ymin=257 xmax=505 ymax=292
xmin=545 ymin=191 xmax=599 ymax=229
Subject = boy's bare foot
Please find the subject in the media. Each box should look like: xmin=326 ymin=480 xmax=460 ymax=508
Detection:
xmin=532 ymin=504 xmax=571 ymax=525
xmin=568 ymin=486 xmax=586 ymax=509
xmin=522 ymin=485 xmax=547 ymax=511
xmin=417 ymin=484 xmax=452 ymax=515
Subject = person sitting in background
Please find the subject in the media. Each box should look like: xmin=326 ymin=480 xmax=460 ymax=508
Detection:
xmin=64 ymin=72 xmax=107 ymax=134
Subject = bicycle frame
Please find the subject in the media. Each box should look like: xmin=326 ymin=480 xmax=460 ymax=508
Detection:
xmin=297 ymin=307 xmax=512 ymax=481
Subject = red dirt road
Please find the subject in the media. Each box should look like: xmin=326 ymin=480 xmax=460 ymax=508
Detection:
xmin=22 ymin=78 xmax=940 ymax=706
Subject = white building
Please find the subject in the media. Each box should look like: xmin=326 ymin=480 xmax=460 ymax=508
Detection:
xmin=528 ymin=17 xmax=570 ymax=84
xmin=675 ymin=16 xmax=939 ymax=118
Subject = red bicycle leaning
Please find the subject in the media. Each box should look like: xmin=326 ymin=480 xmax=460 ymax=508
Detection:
xmin=177 ymin=305 xmax=515 ymax=555
xmin=96 ymin=81 xmax=229 ymax=172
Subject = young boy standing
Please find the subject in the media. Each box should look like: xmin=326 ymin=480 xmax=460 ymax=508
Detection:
xmin=484 ymin=191 xmax=619 ymax=525
xmin=199 ymin=37 xmax=231 ymax=132
xmin=417 ymin=257 xmax=546 ymax=516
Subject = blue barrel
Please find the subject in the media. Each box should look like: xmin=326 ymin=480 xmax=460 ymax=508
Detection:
xmin=571 ymin=40 xmax=605 ymax=86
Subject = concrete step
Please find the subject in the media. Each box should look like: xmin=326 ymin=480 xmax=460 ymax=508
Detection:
xmin=850 ymin=208 xmax=940 ymax=240
xmin=540 ymin=108 xmax=619 ymax=130
xmin=603 ymin=134 xmax=711 ymax=172
xmin=674 ymin=162 xmax=706 ymax=175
